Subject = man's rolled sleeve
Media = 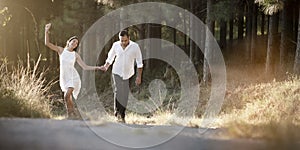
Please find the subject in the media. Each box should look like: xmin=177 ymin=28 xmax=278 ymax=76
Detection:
xmin=135 ymin=46 xmax=143 ymax=68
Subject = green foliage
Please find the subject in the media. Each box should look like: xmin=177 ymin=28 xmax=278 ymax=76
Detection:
xmin=211 ymin=0 xmax=236 ymax=21
xmin=255 ymin=0 xmax=284 ymax=15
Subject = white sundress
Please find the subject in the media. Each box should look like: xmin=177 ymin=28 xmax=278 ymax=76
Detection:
xmin=59 ymin=49 xmax=81 ymax=99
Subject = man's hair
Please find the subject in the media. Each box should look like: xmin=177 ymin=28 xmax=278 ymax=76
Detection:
xmin=119 ymin=30 xmax=129 ymax=37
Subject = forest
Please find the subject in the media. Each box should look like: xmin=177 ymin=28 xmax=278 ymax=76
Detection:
xmin=0 ymin=0 xmax=299 ymax=77
xmin=0 ymin=0 xmax=299 ymax=144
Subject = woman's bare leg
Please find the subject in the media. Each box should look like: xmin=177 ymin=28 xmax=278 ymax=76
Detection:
xmin=65 ymin=87 xmax=75 ymax=117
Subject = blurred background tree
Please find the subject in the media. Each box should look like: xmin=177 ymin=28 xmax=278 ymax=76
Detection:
xmin=0 ymin=0 xmax=300 ymax=85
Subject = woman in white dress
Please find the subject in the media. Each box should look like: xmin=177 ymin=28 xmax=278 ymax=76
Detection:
xmin=44 ymin=23 xmax=100 ymax=118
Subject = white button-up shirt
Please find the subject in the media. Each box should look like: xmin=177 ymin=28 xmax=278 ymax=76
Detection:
xmin=106 ymin=40 xmax=143 ymax=80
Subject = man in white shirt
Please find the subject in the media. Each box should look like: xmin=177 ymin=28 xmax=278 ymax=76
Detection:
xmin=100 ymin=30 xmax=143 ymax=123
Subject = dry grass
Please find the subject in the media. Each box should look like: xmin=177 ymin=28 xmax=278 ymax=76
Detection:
xmin=123 ymin=111 xmax=201 ymax=127
xmin=98 ymin=63 xmax=300 ymax=144
xmin=212 ymin=63 xmax=300 ymax=147
xmin=222 ymin=76 xmax=300 ymax=125
xmin=0 ymin=55 xmax=53 ymax=118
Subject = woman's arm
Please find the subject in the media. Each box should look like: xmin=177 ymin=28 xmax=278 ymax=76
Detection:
xmin=44 ymin=23 xmax=63 ymax=54
xmin=75 ymin=53 xmax=101 ymax=70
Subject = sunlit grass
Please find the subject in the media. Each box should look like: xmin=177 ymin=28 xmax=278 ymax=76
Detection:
xmin=99 ymin=63 xmax=300 ymax=144
xmin=0 ymin=55 xmax=54 ymax=118
xmin=213 ymin=64 xmax=300 ymax=147
xmin=220 ymin=75 xmax=299 ymax=124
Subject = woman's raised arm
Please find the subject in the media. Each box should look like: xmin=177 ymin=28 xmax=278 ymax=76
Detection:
xmin=44 ymin=23 xmax=63 ymax=54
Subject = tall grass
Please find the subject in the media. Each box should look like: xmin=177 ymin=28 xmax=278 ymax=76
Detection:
xmin=216 ymin=65 xmax=300 ymax=147
xmin=0 ymin=54 xmax=53 ymax=118
xmin=222 ymin=76 xmax=300 ymax=125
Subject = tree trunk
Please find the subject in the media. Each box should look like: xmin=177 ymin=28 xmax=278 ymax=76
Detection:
xmin=1 ymin=35 xmax=7 ymax=57
xmin=280 ymin=0 xmax=294 ymax=72
xmin=210 ymin=21 xmax=215 ymax=36
xmin=250 ymin=4 xmax=258 ymax=63
xmin=228 ymin=0 xmax=234 ymax=44
xmin=194 ymin=18 xmax=202 ymax=66
xmin=229 ymin=19 xmax=234 ymax=42
xmin=266 ymin=13 xmax=279 ymax=75
xmin=294 ymin=3 xmax=300 ymax=75
xmin=145 ymin=24 xmax=151 ymax=69
xmin=267 ymin=15 xmax=270 ymax=34
xmin=261 ymin=12 xmax=265 ymax=35
xmin=245 ymin=0 xmax=254 ymax=62
xmin=173 ymin=27 xmax=177 ymax=64
xmin=219 ymin=19 xmax=227 ymax=49
xmin=295 ymin=2 xmax=299 ymax=41
xmin=149 ymin=24 xmax=162 ymax=67
xmin=184 ymin=9 xmax=188 ymax=53
xmin=21 ymin=24 xmax=27 ymax=61
xmin=136 ymin=24 xmax=146 ymax=60
xmin=238 ymin=2 xmax=244 ymax=39
xmin=190 ymin=0 xmax=195 ymax=60
xmin=203 ymin=0 xmax=213 ymax=84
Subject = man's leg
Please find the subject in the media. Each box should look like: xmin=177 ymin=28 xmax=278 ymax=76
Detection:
xmin=112 ymin=74 xmax=129 ymax=122
xmin=112 ymin=74 xmax=119 ymax=117
xmin=118 ymin=78 xmax=129 ymax=121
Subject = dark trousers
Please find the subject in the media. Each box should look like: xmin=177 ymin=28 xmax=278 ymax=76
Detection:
xmin=112 ymin=74 xmax=130 ymax=119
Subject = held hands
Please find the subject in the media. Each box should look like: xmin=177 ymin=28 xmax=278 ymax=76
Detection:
xmin=99 ymin=65 xmax=108 ymax=72
xmin=98 ymin=64 xmax=141 ymax=85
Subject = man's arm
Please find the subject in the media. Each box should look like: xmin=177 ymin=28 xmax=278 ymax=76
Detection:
xmin=135 ymin=68 xmax=143 ymax=85
xmin=135 ymin=44 xmax=143 ymax=85
xmin=100 ymin=62 xmax=111 ymax=72
xmin=100 ymin=43 xmax=115 ymax=72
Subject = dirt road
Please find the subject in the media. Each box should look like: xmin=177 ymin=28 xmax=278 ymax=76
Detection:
xmin=0 ymin=118 xmax=294 ymax=150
